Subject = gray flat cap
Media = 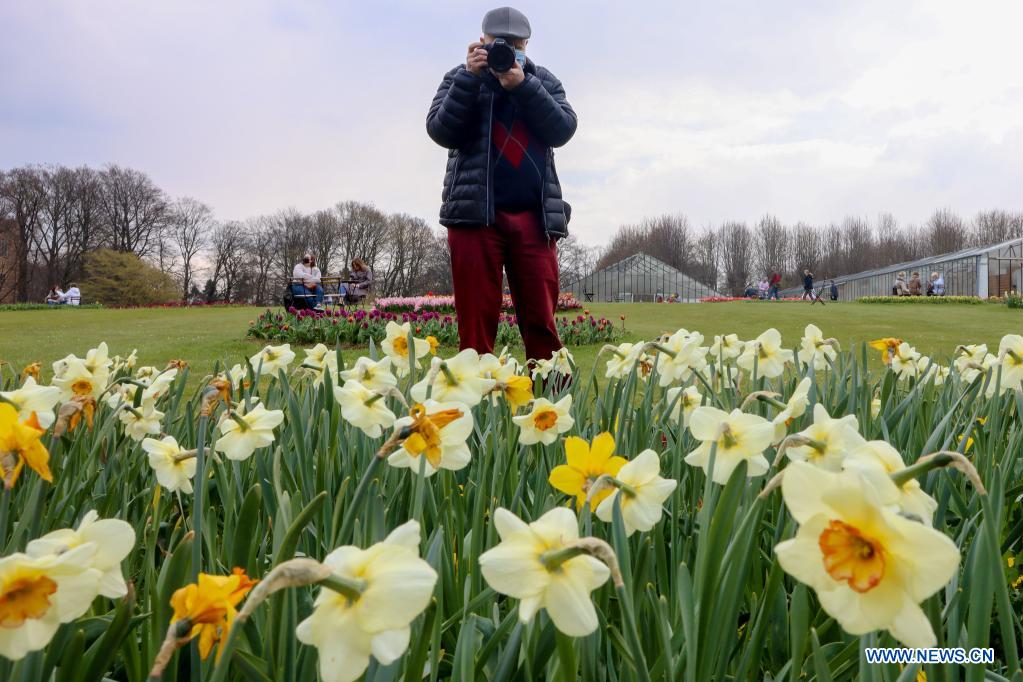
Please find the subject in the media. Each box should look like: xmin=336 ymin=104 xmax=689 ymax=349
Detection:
xmin=482 ymin=7 xmax=531 ymax=39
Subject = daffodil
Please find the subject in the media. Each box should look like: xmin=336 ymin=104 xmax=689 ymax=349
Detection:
xmin=171 ymin=568 xmax=257 ymax=660
xmin=140 ymin=368 xmax=178 ymax=402
xmin=339 ymin=356 xmax=398 ymax=394
xmin=303 ymin=344 xmax=338 ymax=386
xmin=797 ymin=324 xmax=837 ymax=371
xmin=296 ymin=521 xmax=437 ymax=682
xmin=0 ymin=376 xmax=61 ymax=429
xmin=531 ymin=348 xmax=574 ymax=381
xmin=785 ymin=404 xmax=866 ymax=471
xmin=479 ymin=507 xmax=610 ymax=636
xmin=142 ymin=436 xmax=196 ymax=494
xmin=595 ymin=450 xmax=677 ymax=536
xmin=655 ymin=329 xmax=707 ymax=385
xmin=890 ymin=343 xmax=921 ymax=380
xmin=774 ymin=461 xmax=959 ymax=647
xmin=604 ymin=342 xmax=644 ymax=380
xmin=410 ymin=349 xmax=496 ymax=406
xmin=490 ymin=361 xmax=534 ymax=410
xmin=0 ymin=404 xmax=51 ymax=489
xmin=513 ymin=395 xmax=574 ymax=446
xmin=249 ymin=344 xmax=295 ymax=376
xmin=334 ymin=380 xmax=396 ymax=438
xmin=684 ymin=406 xmax=775 ymax=484
xmin=224 ymin=363 xmax=249 ymax=390
xmin=953 ymin=344 xmax=988 ymax=382
xmin=844 ymin=441 xmax=938 ymax=524
xmin=737 ymin=328 xmax=793 ymax=379
xmin=82 ymin=342 xmax=113 ymax=383
xmin=26 ymin=511 xmax=135 ymax=599
xmin=870 ymin=397 xmax=882 ymax=419
xmin=51 ymin=358 xmax=105 ymax=401
xmin=665 ymin=385 xmax=702 ymax=428
xmin=0 ymin=547 xmax=104 ymax=660
xmin=549 ymin=433 xmax=626 ymax=509
xmin=388 ymin=401 xmax=473 ymax=476
xmin=380 ymin=322 xmax=430 ymax=377
xmin=989 ymin=333 xmax=1023 ymax=395
xmin=709 ymin=333 xmax=743 ymax=361
xmin=868 ymin=338 xmax=902 ymax=365
xmin=771 ymin=377 xmax=812 ymax=443
xmin=915 ymin=357 xmax=949 ymax=385
xmin=119 ymin=403 xmax=164 ymax=442
xmin=214 ymin=402 xmax=285 ymax=461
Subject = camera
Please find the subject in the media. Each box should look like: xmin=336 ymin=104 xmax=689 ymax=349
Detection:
xmin=484 ymin=38 xmax=516 ymax=73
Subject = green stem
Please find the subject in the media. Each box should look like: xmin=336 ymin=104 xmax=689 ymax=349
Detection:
xmin=319 ymin=574 xmax=367 ymax=601
xmin=440 ymin=362 xmax=458 ymax=386
xmin=539 ymin=546 xmax=587 ymax=571
xmin=555 ymin=630 xmax=578 ymax=682
xmin=190 ymin=413 xmax=208 ymax=681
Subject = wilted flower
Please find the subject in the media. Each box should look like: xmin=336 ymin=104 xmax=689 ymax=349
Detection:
xmin=27 ymin=511 xmax=136 ymax=599
xmin=214 ymin=402 xmax=285 ymax=461
xmin=595 ymin=449 xmax=677 ymax=536
xmin=0 ymin=376 xmax=61 ymax=429
xmin=142 ymin=435 xmax=197 ymax=494
xmin=296 ymin=521 xmax=437 ymax=682
xmin=388 ymin=401 xmax=473 ymax=476
xmin=737 ymin=328 xmax=793 ymax=379
xmin=171 ymin=568 xmax=257 ymax=660
xmin=0 ymin=404 xmax=51 ymax=489
xmin=479 ymin=507 xmax=611 ymax=636
xmin=684 ymin=406 xmax=775 ymax=484
xmin=774 ymin=462 xmax=958 ymax=647
xmin=334 ymin=380 xmax=397 ymax=438
xmin=513 ymin=395 xmax=574 ymax=446
xmin=249 ymin=344 xmax=295 ymax=376
xmin=549 ymin=432 xmax=626 ymax=510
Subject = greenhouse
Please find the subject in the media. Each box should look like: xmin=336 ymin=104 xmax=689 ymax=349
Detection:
xmin=779 ymin=237 xmax=1023 ymax=300
xmin=566 ymin=252 xmax=721 ymax=302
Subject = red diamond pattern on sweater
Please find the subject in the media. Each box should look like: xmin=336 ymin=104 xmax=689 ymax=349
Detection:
xmin=492 ymin=119 xmax=530 ymax=169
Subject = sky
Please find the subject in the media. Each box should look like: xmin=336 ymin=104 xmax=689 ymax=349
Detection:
xmin=3 ymin=0 xmax=1023 ymax=246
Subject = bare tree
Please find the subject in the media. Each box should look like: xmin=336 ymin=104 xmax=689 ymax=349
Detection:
xmin=0 ymin=166 xmax=46 ymax=301
xmin=209 ymin=220 xmax=245 ymax=301
xmin=925 ymin=208 xmax=968 ymax=255
xmin=719 ymin=221 xmax=754 ymax=295
xmin=241 ymin=215 xmax=277 ymax=304
xmin=380 ymin=213 xmax=434 ymax=296
xmin=557 ymin=234 xmax=598 ymax=288
xmin=310 ymin=209 xmax=341 ymax=275
xmin=167 ymin=197 xmax=214 ymax=300
xmin=98 ymin=165 xmax=168 ymax=257
xmin=755 ymin=214 xmax=788 ymax=278
xmin=335 ymin=201 xmax=389 ymax=274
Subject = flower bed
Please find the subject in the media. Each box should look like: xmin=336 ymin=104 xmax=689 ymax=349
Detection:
xmin=857 ymin=295 xmax=984 ymax=304
xmin=699 ymin=296 xmax=804 ymax=302
xmin=247 ymin=307 xmax=623 ymax=347
xmin=375 ymin=292 xmax=583 ymax=313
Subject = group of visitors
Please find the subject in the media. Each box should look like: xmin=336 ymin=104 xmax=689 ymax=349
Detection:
xmin=291 ymin=253 xmax=373 ymax=311
xmin=892 ymin=271 xmax=944 ymax=296
xmin=44 ymin=283 xmax=81 ymax=305
xmin=744 ymin=272 xmax=784 ymax=300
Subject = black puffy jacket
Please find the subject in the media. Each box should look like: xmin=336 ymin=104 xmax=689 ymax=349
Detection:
xmin=426 ymin=59 xmax=576 ymax=239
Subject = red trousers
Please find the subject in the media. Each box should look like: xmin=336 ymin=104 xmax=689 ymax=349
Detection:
xmin=447 ymin=210 xmax=562 ymax=362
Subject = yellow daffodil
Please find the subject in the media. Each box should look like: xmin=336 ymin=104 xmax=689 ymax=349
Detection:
xmin=549 ymin=433 xmax=627 ymax=510
xmin=737 ymin=328 xmax=793 ymax=379
xmin=249 ymin=343 xmax=295 ymax=376
xmin=426 ymin=335 xmax=440 ymax=355
xmin=214 ymin=402 xmax=284 ymax=461
xmin=334 ymin=380 xmax=397 ymax=438
xmin=296 ymin=521 xmax=437 ymax=682
xmin=868 ymin=338 xmax=902 ymax=365
xmin=666 ymin=385 xmax=702 ymax=428
xmin=380 ymin=322 xmax=430 ymax=377
xmin=339 ymin=356 xmax=398 ymax=394
xmin=171 ymin=568 xmax=257 ymax=660
xmin=0 ymin=547 xmax=104 ymax=660
xmin=388 ymin=401 xmax=473 ymax=476
xmin=844 ymin=441 xmax=938 ymax=525
xmin=21 ymin=362 xmax=41 ymax=383
xmin=0 ymin=376 xmax=61 ymax=429
xmin=774 ymin=461 xmax=959 ymax=647
xmin=0 ymin=405 xmax=52 ymax=489
xmin=684 ymin=406 xmax=775 ymax=484
xmin=142 ymin=435 xmax=196 ymax=494
xmin=478 ymin=507 xmax=610 ymax=636
xmin=491 ymin=363 xmax=534 ymax=410
xmin=786 ymin=404 xmax=866 ymax=472
xmin=595 ymin=449 xmax=677 ymax=536
xmin=772 ymin=377 xmax=813 ymax=443
xmin=410 ymin=349 xmax=496 ymax=407
xmin=709 ymin=333 xmax=743 ymax=361
xmin=513 ymin=395 xmax=574 ymax=446
xmin=797 ymin=324 xmax=837 ymax=371
xmin=27 ymin=511 xmax=136 ymax=599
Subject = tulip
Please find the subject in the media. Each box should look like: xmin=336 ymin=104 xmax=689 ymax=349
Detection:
xmin=513 ymin=395 xmax=574 ymax=446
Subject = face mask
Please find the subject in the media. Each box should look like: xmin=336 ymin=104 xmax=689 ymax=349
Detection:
xmin=515 ymin=49 xmax=526 ymax=68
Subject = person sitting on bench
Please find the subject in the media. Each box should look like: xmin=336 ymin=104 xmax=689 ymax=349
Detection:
xmin=346 ymin=258 xmax=373 ymax=304
xmin=292 ymin=253 xmax=324 ymax=309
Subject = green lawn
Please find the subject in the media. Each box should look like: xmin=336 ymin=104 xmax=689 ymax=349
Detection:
xmin=1 ymin=302 xmax=1019 ymax=386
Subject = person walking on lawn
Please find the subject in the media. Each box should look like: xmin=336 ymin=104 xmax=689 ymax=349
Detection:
xmin=426 ymin=6 xmax=575 ymax=362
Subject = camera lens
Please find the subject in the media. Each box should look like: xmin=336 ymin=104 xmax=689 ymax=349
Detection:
xmin=486 ymin=39 xmax=516 ymax=73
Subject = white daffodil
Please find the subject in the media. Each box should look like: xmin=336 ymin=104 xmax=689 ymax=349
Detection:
xmin=142 ymin=435 xmax=196 ymax=494
xmin=410 ymin=350 xmax=496 ymax=407
xmin=119 ymin=403 xmax=164 ymax=442
xmin=380 ymin=322 xmax=430 ymax=378
xmin=479 ymin=507 xmax=610 ymax=636
xmin=340 ymin=356 xmax=398 ymax=394
xmin=249 ymin=343 xmax=295 ymax=376
xmin=0 ymin=376 xmax=61 ymax=429
xmin=512 ymin=395 xmax=574 ymax=446
xmin=82 ymin=342 xmax=113 ymax=385
xmin=134 ymin=366 xmax=160 ymax=383
xmin=26 ymin=511 xmax=136 ymax=599
xmin=531 ymin=348 xmax=574 ymax=381
xmin=737 ymin=328 xmax=793 ymax=379
xmin=595 ymin=450 xmax=677 ymax=536
xmin=665 ymin=385 xmax=702 ymax=428
xmin=844 ymin=441 xmax=938 ymax=525
xmin=0 ymin=548 xmax=104 ymax=660
xmin=51 ymin=358 xmax=105 ymax=401
xmin=140 ymin=368 xmax=178 ymax=403
xmin=915 ymin=357 xmax=949 ymax=385
xmin=709 ymin=333 xmax=743 ymax=361
xmin=870 ymin=397 xmax=882 ymax=419
xmin=303 ymin=344 xmax=338 ymax=386
xmin=296 ymin=521 xmax=438 ymax=682
xmin=225 ymin=363 xmax=249 ymax=390
xmin=953 ymin=344 xmax=991 ymax=383
xmin=772 ymin=377 xmax=813 ymax=443
xmin=388 ymin=401 xmax=474 ymax=476
xmin=334 ymin=380 xmax=397 ymax=438
xmin=797 ymin=324 xmax=837 ymax=371
xmin=988 ymin=334 xmax=1023 ymax=396
xmin=655 ymin=329 xmax=707 ymax=386
xmin=786 ymin=404 xmax=866 ymax=472
xmin=488 ymin=359 xmax=534 ymax=410
xmin=684 ymin=407 xmax=775 ymax=484
xmin=890 ymin=342 xmax=921 ymax=380
xmin=214 ymin=402 xmax=285 ymax=461
xmin=604 ymin=342 xmax=645 ymax=380
xmin=774 ymin=462 xmax=959 ymax=647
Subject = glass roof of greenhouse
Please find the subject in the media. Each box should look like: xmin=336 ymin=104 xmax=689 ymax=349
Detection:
xmin=567 ymin=252 xmax=722 ymax=298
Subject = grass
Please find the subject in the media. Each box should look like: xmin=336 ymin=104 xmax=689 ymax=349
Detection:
xmin=1 ymin=302 xmax=1019 ymax=385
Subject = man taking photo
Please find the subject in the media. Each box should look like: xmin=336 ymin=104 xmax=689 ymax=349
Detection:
xmin=426 ymin=6 xmax=576 ymax=363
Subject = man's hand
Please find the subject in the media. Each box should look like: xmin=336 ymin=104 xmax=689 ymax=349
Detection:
xmin=492 ymin=61 xmax=525 ymax=90
xmin=466 ymin=40 xmax=488 ymax=75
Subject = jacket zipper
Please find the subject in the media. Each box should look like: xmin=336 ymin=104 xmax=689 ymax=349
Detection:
xmin=541 ymin=147 xmax=551 ymax=242
xmin=486 ymin=95 xmax=494 ymax=226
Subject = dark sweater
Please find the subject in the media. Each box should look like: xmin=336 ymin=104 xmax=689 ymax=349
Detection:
xmin=491 ymin=91 xmax=546 ymax=211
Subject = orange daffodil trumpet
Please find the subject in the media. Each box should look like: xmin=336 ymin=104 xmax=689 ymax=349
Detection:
xmin=388 ymin=401 xmax=473 ymax=476
xmin=381 ymin=321 xmax=431 ymax=377
xmin=513 ymin=395 xmax=574 ymax=445
xmin=774 ymin=462 xmax=959 ymax=647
